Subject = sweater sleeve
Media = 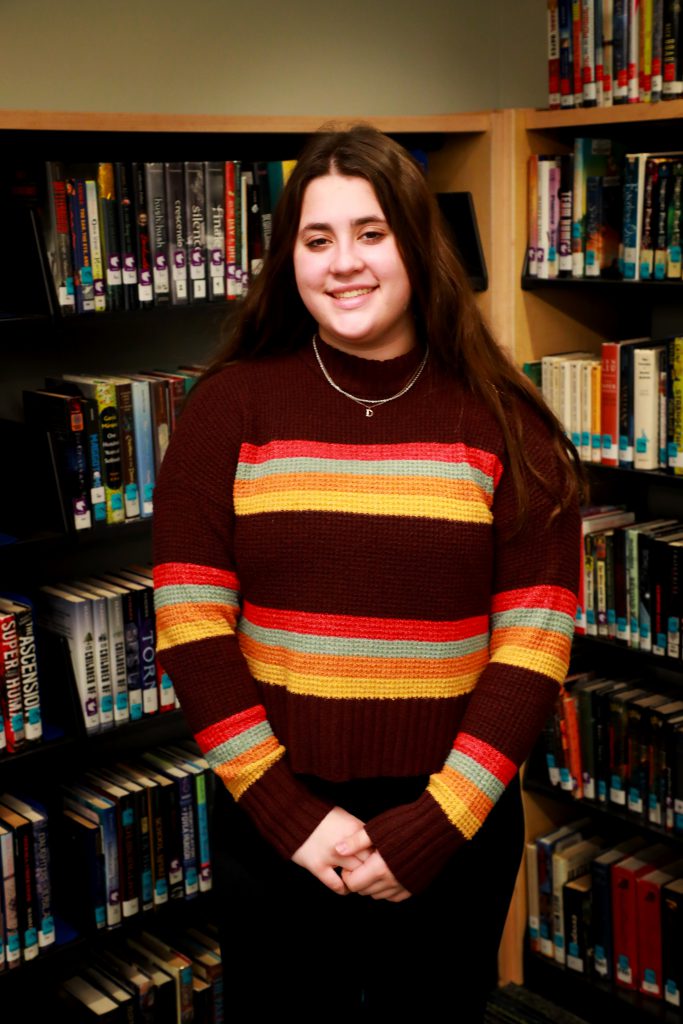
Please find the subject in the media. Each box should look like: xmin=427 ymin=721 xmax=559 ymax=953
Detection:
xmin=152 ymin=371 xmax=334 ymax=859
xmin=364 ymin=409 xmax=581 ymax=894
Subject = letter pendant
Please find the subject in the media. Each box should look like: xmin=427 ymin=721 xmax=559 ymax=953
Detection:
xmin=365 ymin=408 xmax=374 ymax=418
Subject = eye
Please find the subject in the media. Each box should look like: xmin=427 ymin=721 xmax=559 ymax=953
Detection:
xmin=304 ymin=236 xmax=330 ymax=250
xmin=360 ymin=229 xmax=386 ymax=243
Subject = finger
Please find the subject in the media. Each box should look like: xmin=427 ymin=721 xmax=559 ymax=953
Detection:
xmin=335 ymin=853 xmax=366 ymax=871
xmin=370 ymin=887 xmax=400 ymax=900
xmin=319 ymin=866 xmax=350 ymax=895
xmin=335 ymin=828 xmax=373 ymax=857
xmin=386 ymin=890 xmax=412 ymax=903
xmin=340 ymin=859 xmax=384 ymax=893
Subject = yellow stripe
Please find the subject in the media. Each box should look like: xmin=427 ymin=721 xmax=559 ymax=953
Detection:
xmin=489 ymin=644 xmax=569 ymax=682
xmin=157 ymin=618 xmax=236 ymax=652
xmin=235 ymin=489 xmax=493 ymax=523
xmin=214 ymin=744 xmax=285 ymax=801
xmin=243 ymin=654 xmax=483 ymax=699
xmin=427 ymin=774 xmax=488 ymax=839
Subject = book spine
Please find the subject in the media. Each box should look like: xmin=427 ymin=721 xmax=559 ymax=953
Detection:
xmin=13 ymin=817 xmax=39 ymax=961
xmin=580 ymin=360 xmax=593 ymax=459
xmin=0 ymin=830 xmax=19 ymax=967
xmin=628 ymin=0 xmax=641 ymax=101
xmin=559 ymin=154 xmax=574 ymax=274
xmin=572 ymin=139 xmax=586 ymax=275
xmin=668 ymin=160 xmax=683 ymax=277
xmin=655 ymin=159 xmax=671 ymax=279
xmin=12 ymin=604 xmax=41 ymax=743
xmin=614 ymin=0 xmax=630 ymax=99
xmin=165 ymin=162 xmax=189 ymax=306
xmin=185 ymin=161 xmax=208 ymax=302
xmin=637 ymin=877 xmax=664 ymax=995
xmin=640 ymin=158 xmax=659 ymax=279
xmin=550 ymin=0 xmax=562 ymax=107
xmin=89 ymin=596 xmax=114 ymax=730
xmin=615 ymin=527 xmax=630 ymax=643
xmin=132 ymin=162 xmax=153 ymax=306
xmin=84 ymin=180 xmax=106 ymax=312
xmin=603 ymin=0 xmax=615 ymax=103
xmin=560 ymin=0 xmax=576 ymax=104
xmin=103 ymin=593 xmax=128 ymax=725
xmin=95 ymin=381 xmax=124 ymax=524
xmin=0 ymin=613 xmax=25 ymax=752
xmin=653 ymin=0 xmax=665 ymax=98
xmin=119 ymin=590 xmax=142 ymax=721
xmin=225 ymin=161 xmax=238 ymax=298
xmin=623 ymin=156 xmax=641 ymax=280
xmin=538 ymin=158 xmax=551 ymax=279
xmin=673 ymin=337 xmax=683 ymax=475
xmin=670 ymin=544 xmax=683 ymax=657
xmin=130 ymin=379 xmax=155 ymax=518
xmin=548 ymin=161 xmax=561 ymax=277
xmin=640 ymin=0 xmax=654 ymax=100
xmin=663 ymin=884 xmax=683 ymax=1004
xmin=573 ymin=0 xmax=585 ymax=103
xmin=634 ymin=347 xmax=662 ymax=469
xmin=114 ymin=162 xmax=139 ymax=310
xmin=136 ymin=586 xmax=158 ymax=717
xmin=144 ymin=163 xmax=170 ymax=303
xmin=592 ymin=360 xmax=603 ymax=460
xmin=582 ymin=0 xmax=598 ymax=103
xmin=116 ymin=382 xmax=140 ymax=520
xmin=612 ymin=863 xmax=639 ymax=987
xmin=29 ymin=813 xmax=53 ymax=949
xmin=81 ymin=397 xmax=106 ymax=524
xmin=601 ymin=341 xmax=620 ymax=463
xmin=659 ymin=346 xmax=669 ymax=469
xmin=585 ymin=175 xmax=603 ymax=275
xmin=96 ymin=163 xmax=123 ymax=312
xmin=67 ymin=178 xmax=95 ymax=314
xmin=596 ymin=0 xmax=605 ymax=102
xmin=619 ymin=343 xmax=635 ymax=468
xmin=45 ymin=162 xmax=76 ymax=313
xmin=564 ymin=879 xmax=592 ymax=972
xmin=149 ymin=783 xmax=169 ymax=905
xmin=205 ymin=161 xmax=226 ymax=300
xmin=193 ymin=770 xmax=212 ymax=893
xmin=663 ymin=0 xmax=682 ymax=96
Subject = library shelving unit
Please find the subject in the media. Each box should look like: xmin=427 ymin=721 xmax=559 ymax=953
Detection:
xmin=502 ymin=99 xmax=683 ymax=1023
xmin=0 ymin=108 xmax=516 ymax=1004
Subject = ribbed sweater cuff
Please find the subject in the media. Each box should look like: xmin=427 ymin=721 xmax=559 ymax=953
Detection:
xmin=238 ymin=759 xmax=335 ymax=860
xmin=365 ymin=790 xmax=466 ymax=895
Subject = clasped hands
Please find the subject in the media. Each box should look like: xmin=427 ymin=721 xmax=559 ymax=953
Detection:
xmin=291 ymin=805 xmax=411 ymax=903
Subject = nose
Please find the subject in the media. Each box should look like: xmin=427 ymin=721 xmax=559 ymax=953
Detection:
xmin=329 ymin=240 xmax=364 ymax=275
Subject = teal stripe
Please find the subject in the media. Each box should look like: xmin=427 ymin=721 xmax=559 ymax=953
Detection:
xmin=204 ymin=721 xmax=274 ymax=768
xmin=236 ymin=456 xmax=494 ymax=492
xmin=491 ymin=607 xmax=575 ymax=636
xmin=445 ymin=750 xmax=506 ymax=802
xmin=239 ymin=617 xmax=490 ymax=660
xmin=154 ymin=584 xmax=240 ymax=610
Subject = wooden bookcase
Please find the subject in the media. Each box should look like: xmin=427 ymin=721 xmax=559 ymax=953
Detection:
xmin=496 ymin=99 xmax=683 ymax=1020
xmin=0 ymin=109 xmax=528 ymax=1004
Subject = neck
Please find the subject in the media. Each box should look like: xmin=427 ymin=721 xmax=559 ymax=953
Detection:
xmin=311 ymin=334 xmax=428 ymax=402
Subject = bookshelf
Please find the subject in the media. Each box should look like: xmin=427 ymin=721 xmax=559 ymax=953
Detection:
xmin=505 ymin=101 xmax=683 ymax=1019
xmin=0 ymin=108 xmax=518 ymax=1007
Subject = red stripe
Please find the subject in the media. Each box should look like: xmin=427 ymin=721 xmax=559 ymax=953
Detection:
xmin=242 ymin=601 xmax=488 ymax=642
xmin=195 ymin=705 xmax=266 ymax=752
xmin=491 ymin=585 xmax=576 ymax=617
xmin=454 ymin=732 xmax=517 ymax=785
xmin=239 ymin=439 xmax=502 ymax=477
xmin=154 ymin=562 xmax=240 ymax=591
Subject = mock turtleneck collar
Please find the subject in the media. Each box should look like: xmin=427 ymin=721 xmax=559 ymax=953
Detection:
xmin=308 ymin=335 xmax=427 ymax=401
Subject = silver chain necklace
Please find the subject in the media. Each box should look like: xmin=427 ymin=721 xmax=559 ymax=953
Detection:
xmin=311 ymin=335 xmax=429 ymax=417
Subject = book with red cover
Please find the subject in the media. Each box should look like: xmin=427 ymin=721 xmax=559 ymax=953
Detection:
xmin=637 ymin=859 xmax=683 ymax=999
xmin=612 ymin=843 xmax=674 ymax=989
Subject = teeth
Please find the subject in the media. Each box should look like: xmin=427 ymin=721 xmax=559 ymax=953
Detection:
xmin=334 ymin=288 xmax=373 ymax=298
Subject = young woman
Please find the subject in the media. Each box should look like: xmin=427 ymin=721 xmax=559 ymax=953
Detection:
xmin=153 ymin=124 xmax=582 ymax=1020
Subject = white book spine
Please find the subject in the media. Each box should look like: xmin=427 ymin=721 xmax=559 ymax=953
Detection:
xmin=85 ymin=180 xmax=106 ymax=312
xmin=628 ymin=0 xmax=640 ymax=101
xmin=580 ymin=360 xmax=594 ymax=460
xmin=537 ymin=159 xmax=551 ymax=280
xmin=40 ymin=593 xmax=100 ymax=733
xmin=634 ymin=347 xmax=663 ymax=469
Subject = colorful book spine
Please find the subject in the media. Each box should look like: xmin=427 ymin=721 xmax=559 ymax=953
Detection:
xmin=653 ymin=0 xmax=665 ymax=98
xmin=640 ymin=0 xmax=654 ymax=100
xmin=96 ymin=163 xmax=123 ymax=312
xmin=67 ymin=178 xmax=95 ymax=314
xmin=628 ymin=0 xmax=641 ymax=101
xmin=0 ymin=611 xmax=25 ymax=752
xmin=582 ymin=0 xmax=598 ymax=103
xmin=84 ymin=180 xmax=106 ymax=312
xmin=560 ymin=0 xmax=577 ymax=103
xmin=528 ymin=155 xmax=539 ymax=276
xmin=573 ymin=0 xmax=585 ymax=103
xmin=640 ymin=158 xmax=659 ymax=279
xmin=44 ymin=162 xmax=75 ymax=313
xmin=225 ymin=160 xmax=238 ymax=298
xmin=614 ymin=0 xmax=630 ymax=100
xmin=132 ymin=162 xmax=153 ymax=306
xmin=654 ymin=158 xmax=671 ymax=278
xmin=130 ymin=378 xmax=155 ymax=517
xmin=668 ymin=160 xmax=683 ymax=277
xmin=5 ymin=599 xmax=41 ymax=743
xmin=595 ymin=0 xmax=605 ymax=103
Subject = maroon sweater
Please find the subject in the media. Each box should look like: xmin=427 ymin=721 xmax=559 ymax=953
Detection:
xmin=153 ymin=338 xmax=580 ymax=893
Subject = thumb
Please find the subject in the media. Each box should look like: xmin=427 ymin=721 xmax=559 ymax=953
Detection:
xmin=335 ymin=827 xmax=372 ymax=857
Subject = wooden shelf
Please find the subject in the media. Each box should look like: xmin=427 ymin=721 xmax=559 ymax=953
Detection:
xmin=525 ymin=98 xmax=683 ymax=130
xmin=0 ymin=109 xmax=491 ymax=135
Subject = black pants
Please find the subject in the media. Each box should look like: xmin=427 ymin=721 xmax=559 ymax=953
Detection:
xmin=211 ymin=774 xmax=524 ymax=1022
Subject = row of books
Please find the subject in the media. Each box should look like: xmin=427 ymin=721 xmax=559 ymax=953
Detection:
xmin=576 ymin=506 xmax=683 ymax=643
xmin=23 ymin=366 xmax=201 ymax=533
xmin=0 ymin=594 xmax=42 ymax=755
xmin=542 ymin=670 xmax=683 ymax=817
xmin=528 ymin=821 xmax=683 ymax=1005
xmin=0 ymin=791 xmax=52 ymax=968
xmin=528 ymin=141 xmax=683 ymax=281
xmin=59 ymin=744 xmax=214 ymax=940
xmin=525 ymin=338 xmax=683 ymax=474
xmin=547 ymin=0 xmax=683 ymax=110
xmin=44 ymin=158 xmax=296 ymax=315
xmin=38 ymin=564 xmax=171 ymax=735
xmin=54 ymin=922 xmax=222 ymax=1023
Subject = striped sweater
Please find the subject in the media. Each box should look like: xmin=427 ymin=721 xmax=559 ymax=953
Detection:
xmin=153 ymin=338 xmax=580 ymax=894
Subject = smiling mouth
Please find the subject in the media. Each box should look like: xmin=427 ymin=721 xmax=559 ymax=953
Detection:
xmin=329 ymin=287 xmax=376 ymax=299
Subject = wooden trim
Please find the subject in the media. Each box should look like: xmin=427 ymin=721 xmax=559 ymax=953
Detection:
xmin=0 ymin=109 xmax=491 ymax=135
xmin=525 ymin=97 xmax=683 ymax=130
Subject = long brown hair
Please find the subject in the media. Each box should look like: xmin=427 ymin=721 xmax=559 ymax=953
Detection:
xmin=202 ymin=123 xmax=584 ymax=526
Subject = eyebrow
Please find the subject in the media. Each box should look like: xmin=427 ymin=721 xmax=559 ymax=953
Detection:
xmin=300 ymin=215 xmax=388 ymax=232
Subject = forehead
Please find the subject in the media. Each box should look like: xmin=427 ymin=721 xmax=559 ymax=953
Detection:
xmin=298 ymin=174 xmax=383 ymax=222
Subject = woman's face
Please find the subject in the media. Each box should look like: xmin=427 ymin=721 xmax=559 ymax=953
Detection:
xmin=293 ymin=173 xmax=415 ymax=359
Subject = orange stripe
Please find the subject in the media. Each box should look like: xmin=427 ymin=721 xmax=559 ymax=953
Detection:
xmin=490 ymin=626 xmax=571 ymax=658
xmin=439 ymin=764 xmax=495 ymax=817
xmin=234 ymin=473 xmax=486 ymax=501
xmin=156 ymin=602 xmax=239 ymax=629
xmin=213 ymin=735 xmax=281 ymax=776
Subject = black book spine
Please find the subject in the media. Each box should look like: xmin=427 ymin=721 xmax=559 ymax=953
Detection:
xmin=97 ymin=163 xmax=124 ymax=311
xmin=165 ymin=162 xmax=188 ymax=306
xmin=184 ymin=161 xmax=207 ymax=302
xmin=132 ymin=162 xmax=153 ymax=307
xmin=204 ymin=160 xmax=225 ymax=301
xmin=114 ymin=162 xmax=139 ymax=310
